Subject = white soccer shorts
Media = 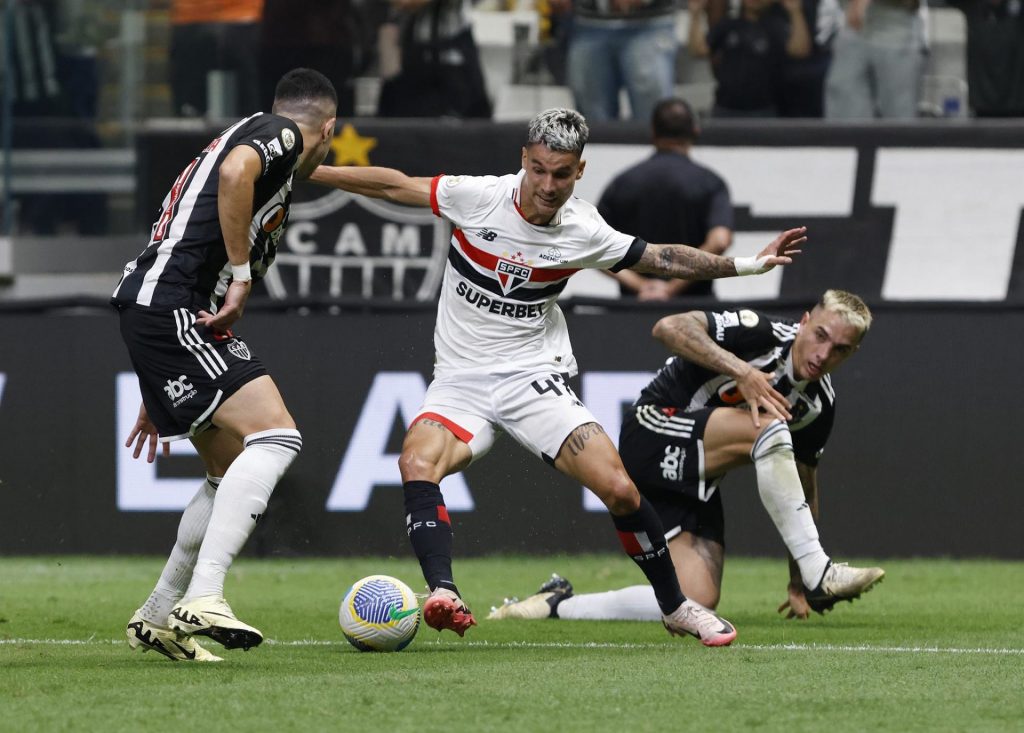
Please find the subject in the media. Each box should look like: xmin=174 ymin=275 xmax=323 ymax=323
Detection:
xmin=414 ymin=370 xmax=600 ymax=465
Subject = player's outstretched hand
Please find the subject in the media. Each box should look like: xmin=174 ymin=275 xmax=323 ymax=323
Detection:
xmin=736 ymin=365 xmax=792 ymax=428
xmin=126 ymin=402 xmax=169 ymax=463
xmin=197 ymin=279 xmax=251 ymax=334
xmin=760 ymin=226 xmax=806 ymax=263
xmin=735 ymin=227 xmax=807 ymax=275
xmin=777 ymin=582 xmax=812 ymax=620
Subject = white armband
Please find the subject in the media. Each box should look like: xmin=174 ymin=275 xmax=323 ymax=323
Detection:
xmin=231 ymin=262 xmax=252 ymax=282
xmin=733 ymin=255 xmax=772 ymax=276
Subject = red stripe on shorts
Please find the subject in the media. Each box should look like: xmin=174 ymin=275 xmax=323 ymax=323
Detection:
xmin=413 ymin=412 xmax=474 ymax=444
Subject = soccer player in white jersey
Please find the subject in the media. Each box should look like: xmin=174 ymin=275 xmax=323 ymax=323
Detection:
xmin=490 ymin=290 xmax=885 ymax=625
xmin=310 ymin=108 xmax=807 ymax=646
xmin=113 ymin=69 xmax=337 ymax=661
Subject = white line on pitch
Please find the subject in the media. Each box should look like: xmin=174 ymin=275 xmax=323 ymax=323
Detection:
xmin=2 ymin=638 xmax=1022 ymax=656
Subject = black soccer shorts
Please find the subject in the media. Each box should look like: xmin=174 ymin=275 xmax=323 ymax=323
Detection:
xmin=618 ymin=404 xmax=725 ymax=546
xmin=117 ymin=305 xmax=268 ymax=441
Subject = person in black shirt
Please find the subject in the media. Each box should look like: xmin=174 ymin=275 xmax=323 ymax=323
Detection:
xmin=689 ymin=0 xmax=812 ymax=117
xmin=598 ymin=98 xmax=734 ymax=301
xmin=491 ymin=290 xmax=885 ymax=624
xmin=115 ymin=68 xmax=337 ymax=662
xmin=949 ymin=0 xmax=1024 ymax=117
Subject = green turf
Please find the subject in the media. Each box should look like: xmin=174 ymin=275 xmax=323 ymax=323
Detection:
xmin=1 ymin=556 xmax=1022 ymax=732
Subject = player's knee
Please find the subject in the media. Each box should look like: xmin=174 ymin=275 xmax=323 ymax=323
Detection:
xmin=398 ymin=447 xmax=443 ymax=483
xmin=750 ymin=419 xmax=794 ymax=462
xmin=601 ymin=472 xmax=641 ymax=515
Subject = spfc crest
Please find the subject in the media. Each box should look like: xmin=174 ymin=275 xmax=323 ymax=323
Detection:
xmin=227 ymin=339 xmax=251 ymax=361
xmin=495 ymin=258 xmax=532 ymax=295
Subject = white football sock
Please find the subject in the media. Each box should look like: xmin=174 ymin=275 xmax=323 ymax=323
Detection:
xmin=185 ymin=429 xmax=301 ymax=600
xmin=752 ymin=420 xmax=829 ymax=587
xmin=556 ymin=586 xmax=661 ymax=621
xmin=139 ymin=476 xmax=219 ymax=625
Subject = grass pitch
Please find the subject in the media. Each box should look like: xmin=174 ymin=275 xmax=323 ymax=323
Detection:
xmin=2 ymin=555 xmax=1022 ymax=732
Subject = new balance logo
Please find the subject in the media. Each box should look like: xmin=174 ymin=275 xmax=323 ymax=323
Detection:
xmin=477 ymin=229 xmax=498 ymax=241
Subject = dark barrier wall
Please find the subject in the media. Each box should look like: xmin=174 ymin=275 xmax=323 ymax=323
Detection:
xmin=1 ymin=304 xmax=1021 ymax=558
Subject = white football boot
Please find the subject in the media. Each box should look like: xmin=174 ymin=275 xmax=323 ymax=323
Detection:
xmin=169 ymin=596 xmax=263 ymax=651
xmin=126 ymin=610 xmax=222 ymax=662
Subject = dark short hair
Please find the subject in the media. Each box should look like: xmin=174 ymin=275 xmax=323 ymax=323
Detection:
xmin=272 ymin=68 xmax=338 ymax=117
xmin=652 ymin=98 xmax=698 ymax=141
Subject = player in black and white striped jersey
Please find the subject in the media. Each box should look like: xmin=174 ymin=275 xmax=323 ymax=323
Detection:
xmin=114 ymin=69 xmax=337 ymax=661
xmin=491 ymin=290 xmax=885 ymax=624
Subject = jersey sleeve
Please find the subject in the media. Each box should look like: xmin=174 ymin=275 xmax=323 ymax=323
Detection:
xmin=704 ymin=308 xmax=778 ymax=354
xmin=236 ymin=115 xmax=301 ymax=178
xmin=580 ymin=204 xmax=647 ymax=270
xmin=431 ymin=174 xmax=498 ymax=228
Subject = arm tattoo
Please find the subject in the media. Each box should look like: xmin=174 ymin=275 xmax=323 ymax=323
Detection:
xmin=564 ymin=422 xmax=606 ymax=457
xmin=632 ymin=244 xmax=736 ymax=280
xmin=418 ymin=418 xmax=449 ymax=431
xmin=657 ymin=314 xmax=746 ymax=378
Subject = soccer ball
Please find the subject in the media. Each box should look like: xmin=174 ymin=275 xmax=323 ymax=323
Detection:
xmin=339 ymin=575 xmax=420 ymax=652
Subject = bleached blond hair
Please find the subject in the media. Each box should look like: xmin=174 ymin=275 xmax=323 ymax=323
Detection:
xmin=816 ymin=289 xmax=872 ymax=339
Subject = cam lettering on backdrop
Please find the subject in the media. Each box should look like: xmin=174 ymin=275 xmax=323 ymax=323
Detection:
xmin=580 ymin=371 xmax=655 ymax=511
xmin=325 ymin=371 xmax=475 ymax=511
xmin=261 ymin=190 xmax=450 ymax=301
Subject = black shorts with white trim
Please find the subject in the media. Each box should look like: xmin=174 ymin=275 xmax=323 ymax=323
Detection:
xmin=116 ymin=305 xmax=268 ymax=441
xmin=618 ymin=405 xmax=725 ymax=545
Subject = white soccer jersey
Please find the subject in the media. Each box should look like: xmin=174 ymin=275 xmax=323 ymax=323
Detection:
xmin=429 ymin=171 xmax=645 ymax=376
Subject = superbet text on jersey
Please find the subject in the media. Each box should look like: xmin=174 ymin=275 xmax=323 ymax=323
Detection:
xmin=429 ymin=171 xmax=645 ymax=377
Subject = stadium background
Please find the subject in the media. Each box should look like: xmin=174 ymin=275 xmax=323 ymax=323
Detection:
xmin=1 ymin=119 xmax=1022 ymax=560
xmin=2 ymin=1 xmax=1022 ymax=562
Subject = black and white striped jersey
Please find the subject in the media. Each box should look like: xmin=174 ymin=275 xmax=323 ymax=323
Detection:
xmin=112 ymin=113 xmax=301 ymax=311
xmin=637 ymin=308 xmax=836 ymax=466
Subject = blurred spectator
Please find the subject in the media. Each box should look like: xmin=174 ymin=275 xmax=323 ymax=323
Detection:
xmin=3 ymin=0 xmax=105 ymax=234
xmin=169 ymin=0 xmax=263 ymax=118
xmin=561 ymin=0 xmax=678 ymax=122
xmin=777 ymin=0 xmax=842 ymax=115
xmin=824 ymin=0 xmax=927 ymax=119
xmin=689 ymin=0 xmax=811 ymax=117
xmin=376 ymin=0 xmax=492 ymax=118
xmin=4 ymin=0 xmax=62 ymax=117
xmin=598 ymin=98 xmax=733 ymax=301
xmin=259 ymin=0 xmax=371 ymax=117
xmin=948 ymin=0 xmax=1024 ymax=117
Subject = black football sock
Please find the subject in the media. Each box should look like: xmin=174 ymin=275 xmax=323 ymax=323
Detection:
xmin=611 ymin=497 xmax=686 ymax=615
xmin=403 ymin=480 xmax=460 ymax=597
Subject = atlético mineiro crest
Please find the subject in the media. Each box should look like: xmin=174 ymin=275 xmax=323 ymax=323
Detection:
xmin=495 ymin=258 xmax=532 ymax=295
xmin=228 ymin=339 xmax=251 ymax=361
